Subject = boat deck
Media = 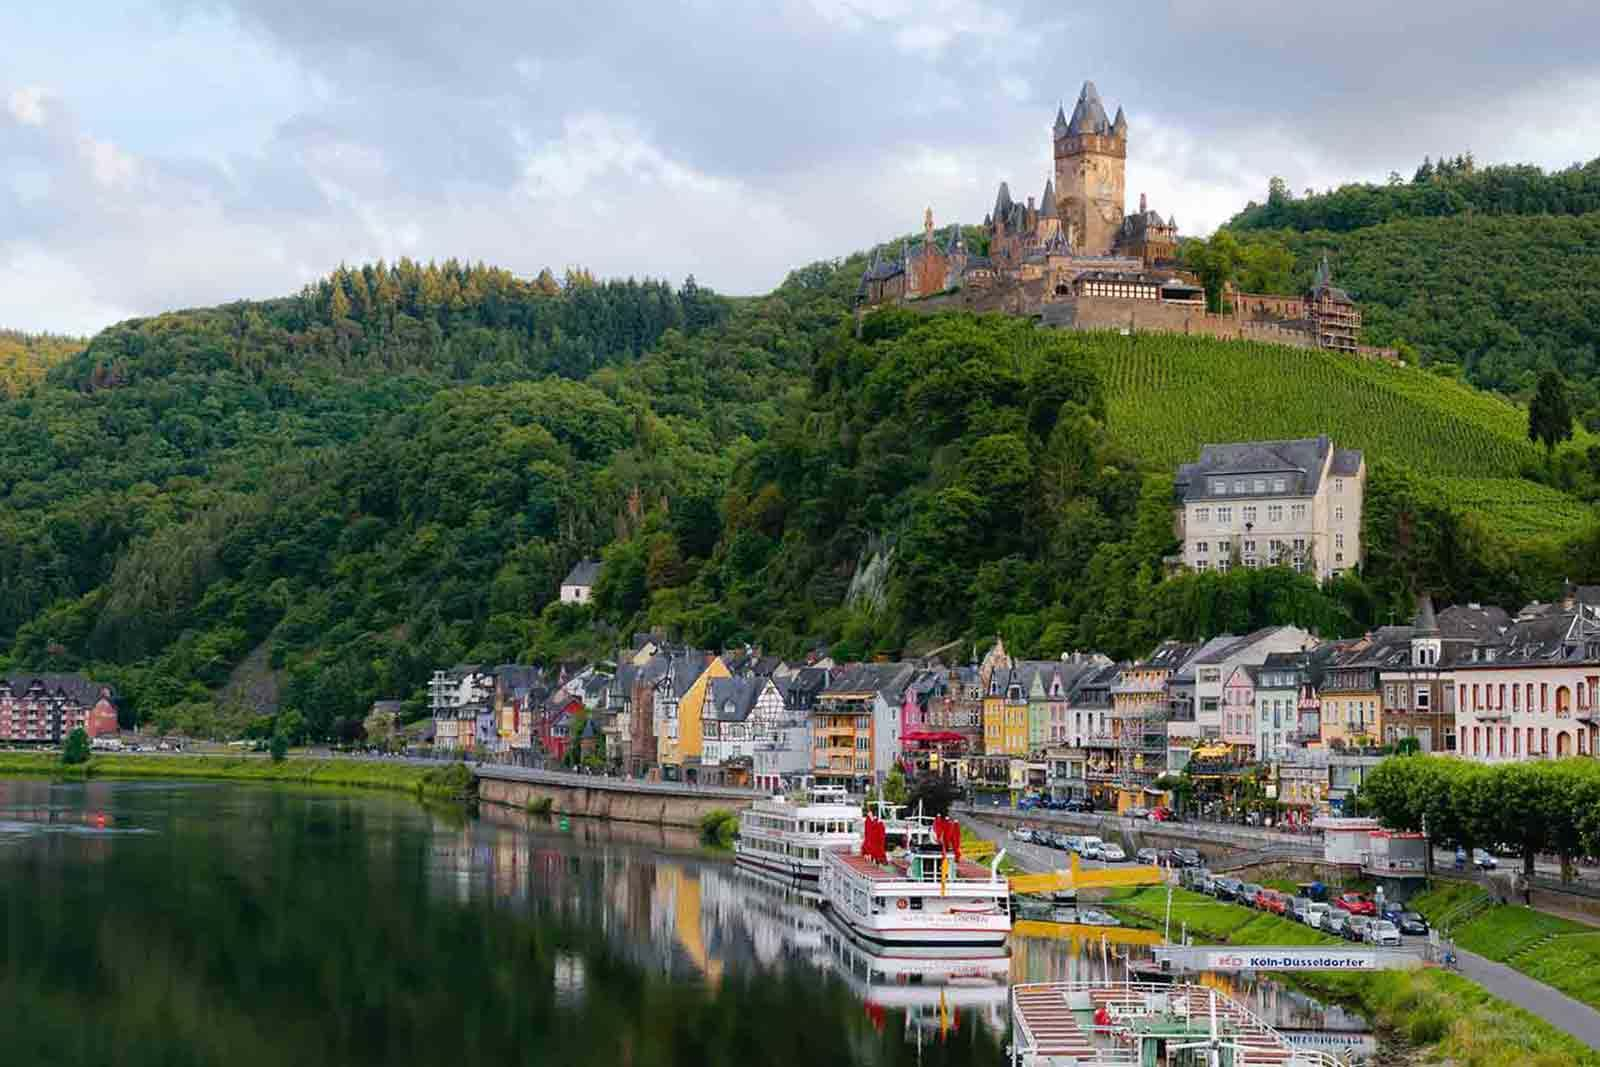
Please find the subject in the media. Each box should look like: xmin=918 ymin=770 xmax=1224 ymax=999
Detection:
xmin=1011 ymin=981 xmax=1348 ymax=1066
xmin=831 ymin=849 xmax=995 ymax=883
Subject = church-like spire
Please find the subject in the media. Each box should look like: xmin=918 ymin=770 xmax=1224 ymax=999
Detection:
xmin=1066 ymin=80 xmax=1111 ymax=136
xmin=1040 ymin=178 xmax=1056 ymax=218
xmin=1053 ymin=103 xmax=1069 ymax=136
xmin=1112 ymin=105 xmax=1127 ymax=138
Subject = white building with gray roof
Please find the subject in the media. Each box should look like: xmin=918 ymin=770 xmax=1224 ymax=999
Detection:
xmin=1175 ymin=435 xmax=1364 ymax=583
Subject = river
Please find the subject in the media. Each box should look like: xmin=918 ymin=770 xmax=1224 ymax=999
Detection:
xmin=0 ymin=779 xmax=1375 ymax=1065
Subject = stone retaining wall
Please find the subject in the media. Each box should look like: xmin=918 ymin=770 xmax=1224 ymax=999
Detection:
xmin=475 ymin=776 xmax=757 ymax=829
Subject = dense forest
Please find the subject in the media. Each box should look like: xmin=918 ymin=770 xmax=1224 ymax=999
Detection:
xmin=6 ymin=169 xmax=1600 ymax=740
xmin=1201 ymin=158 xmax=1600 ymax=416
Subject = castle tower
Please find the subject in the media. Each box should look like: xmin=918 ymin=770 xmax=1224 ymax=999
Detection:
xmin=1053 ymin=81 xmax=1126 ymax=257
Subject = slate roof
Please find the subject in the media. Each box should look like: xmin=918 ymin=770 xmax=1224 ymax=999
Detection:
xmin=1040 ymin=179 xmax=1057 ymax=218
xmin=1175 ymin=436 xmax=1358 ymax=503
xmin=1437 ymin=604 xmax=1511 ymax=642
xmin=562 ymin=559 xmax=602 ymax=588
xmin=1331 ymin=449 xmax=1364 ymax=477
xmin=3 ymin=674 xmax=114 ymax=705
xmin=1172 ymin=636 xmax=1241 ymax=682
xmin=707 ymin=677 xmax=764 ymax=722
xmin=1065 ymin=80 xmax=1112 ymax=137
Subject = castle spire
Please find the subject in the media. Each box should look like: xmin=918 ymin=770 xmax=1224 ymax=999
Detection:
xmin=1040 ymin=178 xmax=1056 ymax=218
xmin=1139 ymin=191 xmax=1147 ymax=215
xmin=1053 ymin=103 xmax=1068 ymax=137
xmin=1066 ymin=80 xmax=1110 ymax=136
xmin=1112 ymin=105 xmax=1128 ymax=139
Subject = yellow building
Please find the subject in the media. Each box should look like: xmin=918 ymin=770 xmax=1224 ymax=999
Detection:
xmin=661 ymin=655 xmax=730 ymax=776
xmin=1318 ymin=642 xmax=1380 ymax=747
xmin=979 ymin=638 xmax=1015 ymax=756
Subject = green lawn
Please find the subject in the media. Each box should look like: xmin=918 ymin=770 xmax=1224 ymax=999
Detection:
xmin=1411 ymin=882 xmax=1589 ymax=960
xmin=1106 ymin=886 xmax=1337 ymax=946
xmin=0 ymin=752 xmax=473 ymax=800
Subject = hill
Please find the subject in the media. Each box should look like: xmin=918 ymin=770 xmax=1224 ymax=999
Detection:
xmin=1212 ymin=158 xmax=1600 ymax=418
xmin=1092 ymin=333 xmax=1590 ymax=538
xmin=3 ymin=246 xmax=1596 ymax=740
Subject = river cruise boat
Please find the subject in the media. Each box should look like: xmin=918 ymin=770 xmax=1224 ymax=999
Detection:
xmin=734 ymin=785 xmax=864 ymax=885
xmin=818 ymin=812 xmax=1012 ymax=950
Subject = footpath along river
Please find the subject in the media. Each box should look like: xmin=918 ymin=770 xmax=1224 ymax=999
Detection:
xmin=0 ymin=778 xmax=1377 ymax=1065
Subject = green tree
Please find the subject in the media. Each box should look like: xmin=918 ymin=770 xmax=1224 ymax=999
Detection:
xmin=1529 ymin=369 xmax=1574 ymax=458
xmin=270 ymin=732 xmax=289 ymax=763
xmin=61 ymin=727 xmax=90 ymax=765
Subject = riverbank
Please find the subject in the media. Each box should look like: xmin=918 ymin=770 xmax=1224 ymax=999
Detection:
xmin=1105 ymin=886 xmax=1600 ymax=1065
xmin=0 ymin=752 xmax=474 ymax=801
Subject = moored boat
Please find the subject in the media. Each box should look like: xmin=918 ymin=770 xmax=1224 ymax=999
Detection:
xmin=734 ymin=785 xmax=864 ymax=885
xmin=818 ymin=811 xmax=1011 ymax=949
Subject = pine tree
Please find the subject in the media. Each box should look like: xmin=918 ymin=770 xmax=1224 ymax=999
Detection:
xmin=1529 ymin=369 xmax=1574 ymax=458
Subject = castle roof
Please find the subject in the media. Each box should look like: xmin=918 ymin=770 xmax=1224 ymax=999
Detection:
xmin=1112 ymin=105 xmax=1127 ymax=136
xmin=1040 ymin=178 xmax=1057 ymax=218
xmin=993 ymin=181 xmax=1014 ymax=220
xmin=1053 ymin=104 xmax=1069 ymax=136
xmin=1066 ymin=80 xmax=1112 ymax=137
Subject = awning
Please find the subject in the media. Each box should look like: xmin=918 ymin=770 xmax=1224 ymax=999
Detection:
xmin=902 ymin=731 xmax=967 ymax=744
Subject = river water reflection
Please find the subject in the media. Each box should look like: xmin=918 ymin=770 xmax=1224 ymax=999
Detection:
xmin=0 ymin=780 xmax=1373 ymax=1065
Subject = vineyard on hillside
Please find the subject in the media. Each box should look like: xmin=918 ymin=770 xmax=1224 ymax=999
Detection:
xmin=0 ymin=330 xmax=83 ymax=395
xmin=1081 ymin=332 xmax=1590 ymax=537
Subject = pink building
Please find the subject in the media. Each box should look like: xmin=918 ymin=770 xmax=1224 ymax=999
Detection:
xmin=1221 ymin=665 xmax=1257 ymax=751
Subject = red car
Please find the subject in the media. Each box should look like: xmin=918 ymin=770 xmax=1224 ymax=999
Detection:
xmin=1258 ymin=890 xmax=1289 ymax=915
xmin=1147 ymin=807 xmax=1174 ymax=822
xmin=1334 ymin=893 xmax=1377 ymax=916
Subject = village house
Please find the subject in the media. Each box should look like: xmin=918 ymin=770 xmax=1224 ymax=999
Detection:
xmin=559 ymin=559 xmax=602 ymax=604
xmin=657 ymin=652 xmax=727 ymax=782
xmin=429 ymin=666 xmax=495 ymax=752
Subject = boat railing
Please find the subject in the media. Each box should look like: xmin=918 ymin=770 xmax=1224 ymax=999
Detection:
xmin=1009 ymin=981 xmax=1351 ymax=1067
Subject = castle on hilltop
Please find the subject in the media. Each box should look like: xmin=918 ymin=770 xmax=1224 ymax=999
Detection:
xmin=859 ymin=81 xmax=1385 ymax=359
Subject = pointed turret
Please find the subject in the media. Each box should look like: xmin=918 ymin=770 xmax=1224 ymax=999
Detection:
xmin=992 ymin=181 xmax=1014 ymax=222
xmin=1413 ymin=592 xmax=1439 ymax=635
xmin=1040 ymin=178 xmax=1057 ymax=218
xmin=1112 ymin=105 xmax=1128 ymax=139
xmin=1053 ymin=103 xmax=1069 ymax=137
xmin=946 ymin=222 xmax=963 ymax=253
xmin=1314 ymin=253 xmax=1332 ymax=288
xmin=1139 ymin=192 xmax=1147 ymax=216
xmin=1066 ymin=80 xmax=1111 ymax=136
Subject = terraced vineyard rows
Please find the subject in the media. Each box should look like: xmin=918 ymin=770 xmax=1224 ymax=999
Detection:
xmin=1088 ymin=334 xmax=1547 ymax=477
xmin=1077 ymin=332 xmax=1592 ymax=538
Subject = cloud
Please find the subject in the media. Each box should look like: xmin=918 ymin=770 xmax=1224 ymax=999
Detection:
xmin=4 ymin=0 xmax=1600 ymax=334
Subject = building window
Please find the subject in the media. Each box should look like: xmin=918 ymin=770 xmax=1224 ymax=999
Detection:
xmin=1416 ymin=687 xmax=1430 ymax=710
xmin=1273 ymin=478 xmax=1286 ymax=492
xmin=1335 ymin=533 xmax=1345 ymax=549
xmin=1217 ymin=507 xmax=1232 ymax=523
xmin=1335 ymin=506 xmax=1345 ymax=522
xmin=1291 ymin=504 xmax=1307 ymax=521
xmin=1195 ymin=507 xmax=1210 ymax=523
xmin=1243 ymin=506 xmax=1257 ymax=523
xmin=1253 ymin=479 xmax=1266 ymax=493
xmin=1196 ymin=541 xmax=1208 ymax=554
xmin=1267 ymin=505 xmax=1283 ymax=522
xmin=1334 ymin=478 xmax=1345 ymax=493
xmin=1212 ymin=480 xmax=1227 ymax=495
xmin=1233 ymin=480 xmax=1245 ymax=493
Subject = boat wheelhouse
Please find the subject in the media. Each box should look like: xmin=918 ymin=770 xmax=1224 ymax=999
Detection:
xmin=819 ymin=812 xmax=1011 ymax=949
xmin=734 ymin=784 xmax=864 ymax=885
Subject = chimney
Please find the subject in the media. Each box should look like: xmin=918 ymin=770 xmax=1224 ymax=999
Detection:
xmin=1139 ymin=192 xmax=1148 ymax=214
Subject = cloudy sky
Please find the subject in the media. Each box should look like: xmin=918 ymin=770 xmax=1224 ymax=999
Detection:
xmin=4 ymin=1 xmax=1599 ymax=335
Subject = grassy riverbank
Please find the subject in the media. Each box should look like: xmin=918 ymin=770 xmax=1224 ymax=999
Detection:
xmin=0 ymin=752 xmax=474 ymax=801
xmin=1106 ymin=886 xmax=1600 ymax=1066
xmin=1412 ymin=883 xmax=1600 ymax=1018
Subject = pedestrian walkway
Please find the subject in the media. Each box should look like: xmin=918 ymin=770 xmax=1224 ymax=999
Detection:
xmin=1456 ymin=948 xmax=1600 ymax=1049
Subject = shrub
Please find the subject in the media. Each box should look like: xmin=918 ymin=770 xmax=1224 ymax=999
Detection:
xmin=699 ymin=809 xmax=738 ymax=848
xmin=526 ymin=796 xmax=553 ymax=815
xmin=61 ymin=728 xmax=90 ymax=765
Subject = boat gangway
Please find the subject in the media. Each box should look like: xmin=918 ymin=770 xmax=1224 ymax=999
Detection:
xmin=1009 ymin=980 xmax=1352 ymax=1066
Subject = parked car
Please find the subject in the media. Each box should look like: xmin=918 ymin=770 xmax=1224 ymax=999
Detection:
xmin=1334 ymin=893 xmax=1377 ymax=916
xmin=1473 ymin=848 xmax=1499 ymax=871
xmin=1212 ymin=877 xmax=1241 ymax=901
xmin=1258 ymin=890 xmax=1289 ymax=915
xmin=1058 ymin=834 xmax=1081 ymax=852
xmin=1077 ymin=909 xmax=1122 ymax=927
xmin=1392 ymin=911 xmax=1429 ymax=936
xmin=1171 ymin=848 xmax=1203 ymax=868
xmin=1199 ymin=873 xmax=1218 ymax=896
xmin=1321 ymin=910 xmax=1349 ymax=937
xmin=1012 ymin=827 xmax=1035 ymax=844
xmin=1343 ymin=916 xmax=1373 ymax=942
xmin=1100 ymin=843 xmax=1127 ymax=862
xmin=1366 ymin=920 xmax=1402 ymax=947
xmin=1290 ymin=896 xmax=1315 ymax=923
xmin=1127 ymin=806 xmax=1150 ymax=819
xmin=1148 ymin=806 xmax=1176 ymax=822
xmin=1064 ymin=798 xmax=1094 ymax=813
xmin=1136 ymin=847 xmax=1160 ymax=865
xmin=1304 ymin=903 xmax=1331 ymax=930
xmin=1018 ymin=796 xmax=1040 ymax=810
xmin=1239 ymin=883 xmax=1265 ymax=908
xmin=1081 ymin=841 xmax=1106 ymax=861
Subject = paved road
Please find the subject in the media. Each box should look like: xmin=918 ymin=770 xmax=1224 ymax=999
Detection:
xmin=1455 ymin=947 xmax=1600 ymax=1048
